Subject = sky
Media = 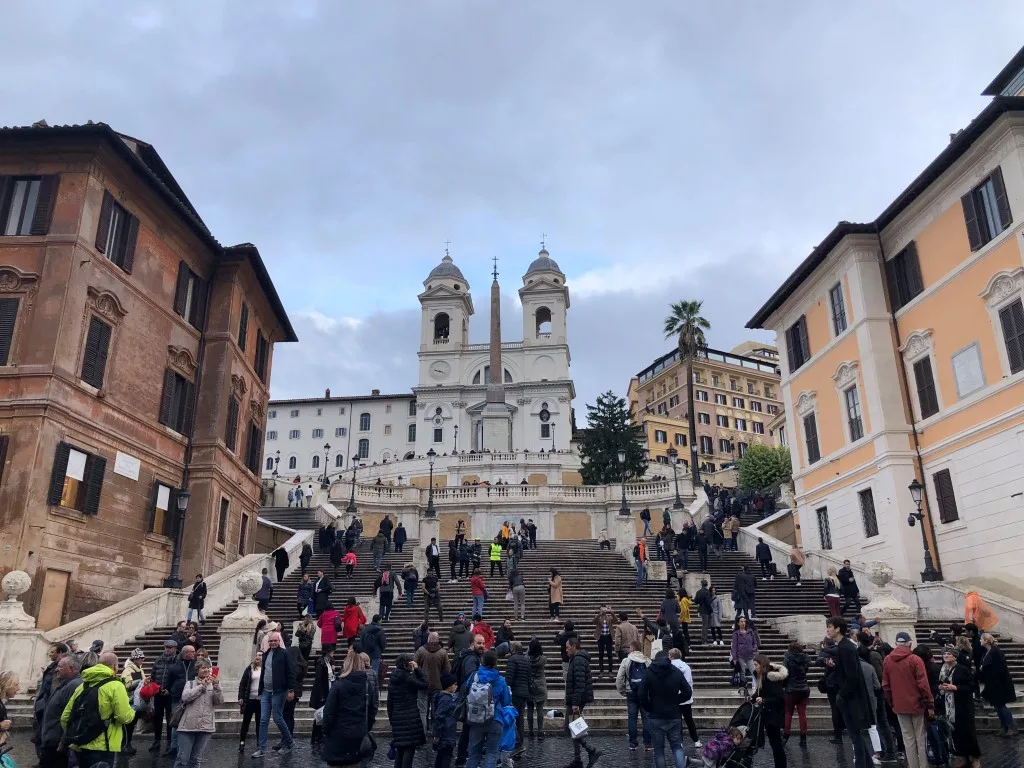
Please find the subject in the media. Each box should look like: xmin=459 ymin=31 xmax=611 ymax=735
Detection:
xmin=3 ymin=2 xmax=1024 ymax=414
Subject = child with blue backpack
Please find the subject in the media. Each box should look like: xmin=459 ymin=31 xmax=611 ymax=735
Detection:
xmin=432 ymin=672 xmax=460 ymax=768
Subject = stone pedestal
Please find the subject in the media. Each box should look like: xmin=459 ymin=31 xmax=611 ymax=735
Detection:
xmin=768 ymin=614 xmax=828 ymax=646
xmin=647 ymin=560 xmax=667 ymax=583
xmin=414 ymin=516 xmax=441 ymax=578
xmin=613 ymin=514 xmax=637 ymax=566
xmin=0 ymin=571 xmax=48 ymax=691
xmin=865 ymin=561 xmax=918 ymax=647
xmin=681 ymin=572 xmax=711 ymax=597
xmin=218 ymin=573 xmax=268 ymax=702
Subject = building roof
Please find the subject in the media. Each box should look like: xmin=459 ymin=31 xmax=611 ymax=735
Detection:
xmin=983 ymin=44 xmax=1024 ymax=96
xmin=0 ymin=121 xmax=297 ymax=341
xmin=635 ymin=344 xmax=781 ymax=383
xmin=269 ymin=392 xmax=415 ymax=406
xmin=525 ymin=248 xmax=563 ymax=275
xmin=746 ymin=97 xmax=1024 ymax=329
xmin=427 ymin=255 xmax=467 ymax=283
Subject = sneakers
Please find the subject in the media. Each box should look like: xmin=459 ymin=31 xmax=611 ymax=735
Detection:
xmin=149 ymin=743 xmax=162 ymax=753
xmin=694 ymin=740 xmax=702 ymax=748
xmin=238 ymin=741 xmax=245 ymax=753
xmin=277 ymin=744 xmax=293 ymax=754
xmin=251 ymin=749 xmax=265 ymax=758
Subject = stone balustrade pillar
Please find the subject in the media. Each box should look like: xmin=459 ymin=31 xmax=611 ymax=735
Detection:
xmin=0 ymin=571 xmax=48 ymax=692
xmin=217 ymin=573 xmax=268 ymax=702
xmin=865 ymin=561 xmax=918 ymax=647
xmin=612 ymin=514 xmax=637 ymax=566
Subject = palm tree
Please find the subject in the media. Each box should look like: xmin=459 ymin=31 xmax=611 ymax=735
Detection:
xmin=664 ymin=300 xmax=711 ymax=486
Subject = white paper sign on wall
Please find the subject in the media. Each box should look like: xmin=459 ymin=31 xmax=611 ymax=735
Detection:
xmin=114 ymin=451 xmax=141 ymax=481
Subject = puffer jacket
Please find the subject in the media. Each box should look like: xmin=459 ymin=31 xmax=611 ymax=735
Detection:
xmin=432 ymin=691 xmax=459 ymax=750
xmin=505 ymin=650 xmax=531 ymax=700
xmin=528 ymin=652 xmax=547 ymax=704
xmin=60 ymin=663 xmax=134 ymax=753
xmin=565 ymin=651 xmax=594 ymax=708
xmin=731 ymin=629 xmax=758 ymax=663
xmin=177 ymin=678 xmax=224 ymax=733
xmin=361 ymin=622 xmax=388 ymax=662
xmin=151 ymin=651 xmax=177 ymax=691
xmin=755 ymin=663 xmax=788 ymax=729
xmin=783 ymin=651 xmax=810 ymax=695
xmin=387 ymin=667 xmax=428 ymax=747
xmin=448 ymin=622 xmax=472 ymax=655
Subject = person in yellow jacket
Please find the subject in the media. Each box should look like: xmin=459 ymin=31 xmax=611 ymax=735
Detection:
xmin=677 ymin=589 xmax=694 ymax=648
xmin=61 ymin=651 xmax=135 ymax=764
xmin=489 ymin=537 xmax=505 ymax=577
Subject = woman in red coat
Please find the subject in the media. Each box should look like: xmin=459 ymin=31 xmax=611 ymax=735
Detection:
xmin=342 ymin=595 xmax=367 ymax=645
xmin=317 ymin=605 xmax=340 ymax=654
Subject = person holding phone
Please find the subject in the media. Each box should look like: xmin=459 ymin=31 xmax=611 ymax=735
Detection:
xmin=174 ymin=659 xmax=222 ymax=768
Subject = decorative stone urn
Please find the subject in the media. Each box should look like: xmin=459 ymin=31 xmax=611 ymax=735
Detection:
xmin=0 ymin=570 xmax=36 ymax=629
xmin=865 ymin=560 xmax=917 ymax=647
xmin=235 ymin=572 xmax=263 ymax=601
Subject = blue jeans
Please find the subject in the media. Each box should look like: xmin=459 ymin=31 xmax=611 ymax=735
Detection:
xmin=466 ymin=720 xmax=503 ymax=768
xmin=627 ymin=696 xmax=651 ymax=747
xmin=643 ymin=520 xmax=652 ymax=535
xmin=186 ymin=608 xmax=205 ymax=623
xmin=635 ymin=561 xmax=647 ymax=585
xmin=174 ymin=730 xmax=212 ymax=768
xmin=257 ymin=690 xmax=293 ymax=750
xmin=996 ymin=703 xmax=1015 ymax=728
xmin=648 ymin=717 xmax=687 ymax=768
xmin=473 ymin=595 xmax=485 ymax=616
xmin=373 ymin=551 xmax=383 ymax=569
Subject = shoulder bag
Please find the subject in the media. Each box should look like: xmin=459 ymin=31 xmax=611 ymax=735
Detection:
xmin=358 ymin=677 xmax=378 ymax=759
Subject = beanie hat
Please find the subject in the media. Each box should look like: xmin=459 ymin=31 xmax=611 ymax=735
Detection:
xmin=440 ymin=672 xmax=457 ymax=690
xmin=130 ymin=648 xmax=145 ymax=660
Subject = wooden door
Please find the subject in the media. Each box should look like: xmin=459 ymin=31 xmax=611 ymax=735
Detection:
xmin=37 ymin=569 xmax=70 ymax=631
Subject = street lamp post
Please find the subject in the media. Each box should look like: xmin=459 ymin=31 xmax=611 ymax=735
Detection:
xmin=617 ymin=449 xmax=630 ymax=516
xmin=271 ymin=450 xmax=281 ymax=505
xmin=321 ymin=442 xmax=331 ymax=489
xmin=551 ymin=421 xmax=557 ymax=453
xmin=162 ymin=490 xmax=191 ymax=588
xmin=347 ymin=457 xmax=357 ymax=518
xmin=668 ymin=447 xmax=683 ymax=510
xmin=425 ymin=448 xmax=437 ymax=517
xmin=453 ymin=425 xmax=459 ymax=454
xmin=907 ymin=479 xmax=943 ymax=582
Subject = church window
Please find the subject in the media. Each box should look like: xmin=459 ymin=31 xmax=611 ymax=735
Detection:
xmin=433 ymin=428 xmax=443 ymax=443
xmin=435 ymin=407 xmax=443 ymax=416
xmin=359 ymin=412 xmax=371 ymax=431
xmin=504 ymin=368 xmax=513 ymax=383
xmin=433 ymin=313 xmax=450 ymax=340
xmin=536 ymin=307 xmax=552 ymax=337
xmin=335 ymin=454 xmax=344 ymax=468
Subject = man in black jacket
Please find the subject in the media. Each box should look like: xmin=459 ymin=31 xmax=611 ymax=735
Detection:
xmin=838 ymin=559 xmax=861 ymax=614
xmin=33 ymin=641 xmax=68 ymax=758
xmin=828 ymin=616 xmax=873 ymax=768
xmin=564 ymin=638 xmax=601 ymax=767
xmin=755 ymin=538 xmax=774 ymax=580
xmin=505 ymin=641 xmax=532 ymax=753
xmin=164 ymin=644 xmax=197 ymax=757
xmin=425 ymin=537 xmax=441 ymax=578
xmin=694 ymin=580 xmax=713 ymax=645
xmin=186 ymin=573 xmax=207 ymax=624
xmin=639 ymin=651 xmax=689 ymax=768
xmin=254 ymin=632 xmax=298 ymax=757
xmin=39 ymin=652 xmax=82 ymax=768
xmin=148 ymin=640 xmax=178 ymax=753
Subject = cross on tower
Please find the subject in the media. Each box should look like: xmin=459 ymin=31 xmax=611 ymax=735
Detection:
xmin=444 ymin=239 xmax=452 ymax=257
xmin=492 ymin=254 xmax=499 ymax=281
xmin=540 ymin=233 xmax=547 ymax=250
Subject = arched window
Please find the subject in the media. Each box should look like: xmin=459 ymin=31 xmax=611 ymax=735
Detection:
xmin=359 ymin=412 xmax=371 ymax=431
xmin=473 ymin=365 xmax=514 ymax=384
xmin=312 ymin=455 xmax=320 ymax=469
xmin=357 ymin=439 xmax=370 ymax=459
xmin=434 ymin=312 xmax=450 ymax=340
xmin=265 ymin=457 xmax=274 ymax=471
xmin=408 ymin=423 xmax=417 ymax=442
xmin=504 ymin=368 xmax=513 ymax=383
xmin=404 ymin=451 xmax=416 ymax=460
xmin=335 ymin=453 xmax=344 ymax=468
xmin=288 ymin=456 xmax=297 ymax=470
xmin=536 ymin=306 xmax=552 ymax=336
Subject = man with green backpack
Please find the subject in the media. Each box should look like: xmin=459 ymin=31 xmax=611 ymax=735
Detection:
xmin=60 ymin=651 xmax=134 ymax=767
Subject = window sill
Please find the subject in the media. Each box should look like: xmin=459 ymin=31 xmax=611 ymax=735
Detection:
xmin=936 ymin=520 xmax=967 ymax=534
xmin=214 ymin=542 xmax=226 ymax=554
xmin=146 ymin=533 xmax=174 ymax=547
xmin=49 ymin=505 xmax=91 ymax=522
xmin=860 ymin=538 xmax=886 ymax=551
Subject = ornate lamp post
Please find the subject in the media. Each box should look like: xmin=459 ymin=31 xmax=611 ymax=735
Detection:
xmin=907 ymin=479 xmax=942 ymax=582
xmin=425 ymin=447 xmax=437 ymax=517
xmin=617 ymin=448 xmax=630 ymax=516
xmin=453 ymin=425 xmax=459 ymax=454
xmin=321 ymin=442 xmax=331 ymax=489
xmin=163 ymin=490 xmax=191 ymax=588
xmin=667 ymin=446 xmax=683 ymax=510
xmin=551 ymin=421 xmax=557 ymax=453
xmin=398 ymin=475 xmax=403 ymax=486
xmin=347 ymin=457 xmax=357 ymax=518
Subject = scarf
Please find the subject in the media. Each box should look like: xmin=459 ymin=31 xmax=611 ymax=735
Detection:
xmin=938 ymin=663 xmax=956 ymax=725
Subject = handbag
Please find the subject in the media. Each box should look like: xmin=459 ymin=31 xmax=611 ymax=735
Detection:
xmin=816 ymin=676 xmax=829 ymax=694
xmin=505 ymin=590 xmax=514 ymax=601
xmin=651 ymin=638 xmax=664 ymax=655
xmin=359 ymin=677 xmax=378 ymax=759
xmin=169 ymin=703 xmax=186 ymax=728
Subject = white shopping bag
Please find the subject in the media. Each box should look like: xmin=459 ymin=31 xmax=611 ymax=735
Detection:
xmin=568 ymin=716 xmax=589 ymax=740
xmin=651 ymin=638 xmax=664 ymax=655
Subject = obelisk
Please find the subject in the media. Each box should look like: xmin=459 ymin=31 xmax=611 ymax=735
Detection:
xmin=482 ymin=257 xmax=512 ymax=451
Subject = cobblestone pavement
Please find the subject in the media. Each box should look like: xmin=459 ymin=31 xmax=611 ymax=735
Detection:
xmin=30 ymin=733 xmax=1023 ymax=767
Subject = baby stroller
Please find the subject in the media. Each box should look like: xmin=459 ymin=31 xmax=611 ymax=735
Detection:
xmin=701 ymin=700 xmax=762 ymax=768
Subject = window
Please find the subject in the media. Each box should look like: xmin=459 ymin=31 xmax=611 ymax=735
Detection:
xmin=767 ymin=404 xmax=779 ymax=415
xmin=289 ymin=430 xmax=300 ymax=439
xmin=712 ymin=375 xmax=720 ymax=387
xmin=764 ymin=386 xmax=774 ymax=399
xmin=265 ymin=457 xmax=274 ymax=471
xmin=786 ymin=316 xmax=811 ymax=371
xmin=696 ymin=390 xmax=708 ymax=402
xmin=729 ymin=379 xmax=739 ymax=391
xmin=668 ymin=395 xmax=680 ymax=408
xmin=913 ymin=357 xmax=940 ymax=419
xmin=385 ymin=404 xmax=392 ymax=413
xmin=1 ymin=175 xmax=58 ymax=236
xmin=750 ymin=401 xmax=762 ymax=412
xmin=716 ymin=415 xmax=729 ymax=427
xmin=357 ymin=439 xmax=369 ymax=458
xmin=244 ymin=422 xmax=263 ymax=474
xmin=674 ymin=433 xmax=686 ymax=446
xmin=359 ymin=413 xmax=371 ymax=431
xmin=158 ymin=369 xmax=195 ymax=434
xmin=225 ymin=395 xmax=239 ymax=452
xmin=700 ymin=436 xmax=713 ymax=454
xmin=714 ymin=394 xmax=727 ymax=405
xmin=335 ymin=454 xmax=344 ymax=468
xmin=408 ymin=424 xmax=416 ymax=442
xmin=384 ymin=425 xmax=392 ymax=436
xmin=656 ymin=455 xmax=669 ymax=465
xmin=999 ymin=299 xmax=1024 ymax=374
xmin=697 ymin=413 xmax=710 ymax=425
xmin=816 ymin=507 xmax=833 ymax=550
xmin=933 ymin=469 xmax=960 ymax=523
xmin=290 ymin=409 xmax=300 ymax=418
xmin=335 ymin=427 xmax=347 ymax=438
xmin=238 ymin=512 xmax=249 ymax=555
xmin=48 ymin=442 xmax=105 ymax=515
xmin=735 ymin=418 xmax=747 ymax=431
xmin=654 ymin=430 xmax=667 ymax=443
xmin=704 ymin=462 xmax=716 ymax=472
xmin=732 ymin=397 xmax=745 ymax=409
xmin=149 ymin=480 xmax=174 ymax=536
xmin=778 ymin=426 xmax=787 ymax=446
xmin=752 ymin=422 xmax=765 ymax=435
xmin=886 ymin=243 xmax=924 ymax=311
xmin=95 ymin=191 xmax=139 ymax=273
xmin=312 ymin=428 xmax=324 ymax=439
xmin=541 ymin=424 xmax=552 ymax=439
xmin=80 ymin=316 xmax=112 ymax=389
xmin=268 ymin=410 xmax=277 ymax=419
xmin=339 ymin=406 xmax=346 ymax=415
xmin=312 ymin=455 xmax=320 ymax=469
xmin=288 ymin=456 xmax=297 ymax=470
xmin=843 ymin=386 xmax=864 ymax=442
xmin=747 ymin=383 xmax=758 ymax=395
xmin=254 ymin=330 xmax=269 ymax=383
xmin=656 ymin=403 xmax=668 ymax=415
xmin=963 ymin=167 xmax=1012 ymax=251
xmin=718 ymin=438 xmax=732 ymax=453
xmin=803 ymin=413 xmax=820 ymax=464
xmin=316 ymin=408 xmax=322 ymax=416
xmin=238 ymin=302 xmax=248 ymax=352
xmin=737 ymin=442 xmax=748 ymax=458
xmin=829 ymin=282 xmax=848 ymax=335
xmin=409 ymin=401 xmax=417 ymax=416
xmin=217 ymin=499 xmax=229 ymax=545
xmin=433 ymin=428 xmax=443 ymax=443
xmin=858 ymin=489 xmax=879 ymax=538
xmin=173 ymin=262 xmax=207 ymax=330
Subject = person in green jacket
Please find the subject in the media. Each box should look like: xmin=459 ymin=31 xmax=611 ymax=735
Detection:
xmin=489 ymin=538 xmax=505 ymax=577
xmin=61 ymin=652 xmax=134 ymax=766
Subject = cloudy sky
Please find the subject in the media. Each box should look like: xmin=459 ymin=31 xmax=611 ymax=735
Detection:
xmin=4 ymin=2 xmax=1024 ymax=413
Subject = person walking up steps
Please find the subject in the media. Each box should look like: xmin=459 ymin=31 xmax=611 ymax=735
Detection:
xmin=613 ymin=612 xmax=639 ymax=663
xmin=668 ymin=647 xmax=700 ymax=748
xmin=755 ymin=538 xmax=774 ymax=580
xmin=616 ymin=639 xmax=652 ymax=752
xmin=593 ymin=606 xmax=616 ymax=677
xmin=471 ymin=568 xmax=487 ymax=618
xmin=694 ymin=580 xmax=713 ymax=645
xmin=633 ymin=537 xmax=648 ymax=586
xmin=509 ymin=566 xmax=527 ymax=621
xmin=527 ymin=637 xmax=547 ymax=740
xmin=708 ymin=586 xmax=725 ymax=646
xmin=565 ymin=638 xmax=601 ymax=768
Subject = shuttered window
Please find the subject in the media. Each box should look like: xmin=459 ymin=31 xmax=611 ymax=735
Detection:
xmin=0 ymin=175 xmax=58 ymax=236
xmin=933 ymin=469 xmax=960 ymax=524
xmin=217 ymin=499 xmax=229 ymax=545
xmin=998 ymin=298 xmax=1024 ymax=375
xmin=254 ymin=329 xmax=269 ymax=382
xmin=886 ymin=242 xmax=924 ymax=310
xmin=844 ymin=386 xmax=864 ymax=442
xmin=913 ymin=357 xmax=940 ymax=419
xmin=238 ymin=302 xmax=249 ymax=352
xmin=245 ymin=422 xmax=263 ymax=474
xmin=173 ymin=261 xmax=207 ymax=331
xmin=803 ymin=413 xmax=820 ymax=464
xmin=225 ymin=395 xmax=240 ymax=452
xmin=962 ymin=166 xmax=1012 ymax=251
xmin=239 ymin=512 xmax=250 ymax=555
xmin=0 ymin=297 xmax=19 ymax=365
xmin=786 ymin=315 xmax=811 ymax=371
xmin=47 ymin=441 xmax=105 ymax=515
xmin=94 ymin=191 xmax=139 ymax=273
xmin=80 ymin=317 xmax=112 ymax=389
xmin=158 ymin=369 xmax=196 ymax=435
xmin=149 ymin=481 xmax=175 ymax=536
xmin=829 ymin=282 xmax=848 ymax=335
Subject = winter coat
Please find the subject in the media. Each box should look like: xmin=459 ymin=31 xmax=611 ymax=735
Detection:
xmin=783 ymin=651 xmax=810 ymax=695
xmin=823 ymin=578 xmax=841 ymax=598
xmin=321 ymin=671 xmax=378 ymax=765
xmin=638 ymin=656 xmax=687 ymax=719
xmin=754 ymin=663 xmax=788 ymax=730
xmin=394 ymin=525 xmax=407 ymax=547
xmin=838 ymin=566 xmax=859 ymax=597
xmin=313 ymin=576 xmax=333 ymax=612
xmin=318 ymin=608 xmax=340 ymax=646
xmin=330 ymin=541 xmax=344 ymax=567
xmin=342 ymin=604 xmax=366 ymax=639
xmin=402 ymin=568 xmax=419 ymax=596
xmin=470 ymin=575 xmax=487 ymax=596
xmin=731 ymin=629 xmax=758 ymax=662
xmin=360 ymin=622 xmax=387 ymax=661
xmin=508 ymin=569 xmax=525 ymax=589
xmin=374 ymin=570 xmax=399 ymax=595
xmin=660 ymin=598 xmax=680 ymax=626
xmin=151 ymin=651 xmax=177 ymax=691
xmin=177 ymin=677 xmax=224 ymax=733
xmin=505 ymin=650 xmax=532 ymax=700
xmin=755 ymin=542 xmax=772 ymax=563
xmin=371 ymin=534 xmax=386 ymax=555
xmin=273 ymin=548 xmax=289 ymax=570
xmin=300 ymin=543 xmax=313 ymax=566
xmin=238 ymin=665 xmax=262 ymax=701
xmin=455 ymin=649 xmax=481 ymax=689
xmin=387 ymin=667 xmax=429 ymax=747
xmin=296 ymin=580 xmax=314 ymax=607
xmin=295 ymin=620 xmax=317 ymax=655
xmin=528 ymin=652 xmax=548 ymax=704
xmin=259 ymin=648 xmax=298 ymax=695
xmin=413 ymin=625 xmax=429 ymax=651
xmin=565 ymin=651 xmax=595 ymax=708
xmin=615 ymin=651 xmax=650 ymax=698
xmin=253 ymin=575 xmax=273 ymax=601
xmin=41 ymin=674 xmax=81 ymax=750
xmin=495 ymin=625 xmax=515 ymax=648
xmin=433 ymin=691 xmax=459 ymax=749
xmin=121 ymin=659 xmax=145 ymax=694
xmin=472 ymin=620 xmax=495 ymax=649
xmin=979 ymin=645 xmax=1017 ymax=707
xmin=694 ymin=586 xmax=713 ymax=616
xmin=308 ymin=655 xmax=335 ymax=710
xmin=448 ymin=622 xmax=472 ymax=655
xmin=167 ymin=657 xmax=197 ymax=699
xmin=710 ymin=595 xmax=724 ymax=628
xmin=187 ymin=580 xmax=207 ymax=609
xmin=554 ymin=629 xmax=579 ymax=663
xmin=60 ymin=663 xmax=134 ymax=753
xmin=613 ymin=620 xmax=639 ymax=654
xmin=835 ymin=637 xmax=874 ymax=730
xmin=549 ymin=575 xmax=564 ymax=604
xmin=414 ymin=641 xmax=451 ymax=691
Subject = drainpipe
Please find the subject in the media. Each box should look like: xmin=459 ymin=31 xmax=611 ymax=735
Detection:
xmin=875 ymin=229 xmax=944 ymax=581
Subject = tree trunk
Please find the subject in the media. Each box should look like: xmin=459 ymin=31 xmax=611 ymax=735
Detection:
xmin=685 ymin=349 xmax=700 ymax=487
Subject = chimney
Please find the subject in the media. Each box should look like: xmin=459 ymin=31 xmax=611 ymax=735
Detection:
xmin=372 ymin=388 xmax=381 ymax=396
xmin=325 ymin=387 xmax=331 ymax=399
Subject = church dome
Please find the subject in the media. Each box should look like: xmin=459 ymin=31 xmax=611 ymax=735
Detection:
xmin=427 ymin=254 xmax=467 ymax=282
xmin=526 ymin=248 xmax=563 ymax=275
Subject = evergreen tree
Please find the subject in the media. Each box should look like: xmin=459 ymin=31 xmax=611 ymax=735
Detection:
xmin=579 ymin=391 xmax=648 ymax=485
xmin=737 ymin=444 xmax=792 ymax=492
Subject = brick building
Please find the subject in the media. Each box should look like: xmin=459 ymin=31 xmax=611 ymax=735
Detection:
xmin=0 ymin=122 xmax=296 ymax=627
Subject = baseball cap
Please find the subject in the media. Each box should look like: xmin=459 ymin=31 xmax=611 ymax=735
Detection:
xmin=895 ymin=632 xmax=912 ymax=645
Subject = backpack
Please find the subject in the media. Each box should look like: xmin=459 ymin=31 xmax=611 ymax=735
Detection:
xmin=465 ymin=672 xmax=495 ymax=725
xmin=627 ymin=660 xmax=646 ymax=696
xmin=64 ymin=678 xmax=119 ymax=748
xmin=381 ymin=571 xmax=390 ymax=585
xmin=632 ymin=545 xmax=640 ymax=558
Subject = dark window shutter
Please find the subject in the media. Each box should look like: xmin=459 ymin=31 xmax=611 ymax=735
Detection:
xmin=990 ymin=166 xmax=1013 ymax=232
xmin=159 ymin=369 xmax=176 ymax=426
xmin=182 ymin=380 xmax=197 ymax=436
xmin=0 ymin=297 xmax=19 ymax=366
xmin=191 ymin=277 xmax=208 ymax=331
xmin=803 ymin=413 xmax=819 ymax=464
xmin=121 ymin=215 xmax=139 ymax=274
xmin=238 ymin=303 xmax=249 ymax=352
xmin=95 ymin=191 xmax=114 ymax=253
xmin=173 ymin=262 xmax=189 ymax=316
xmin=29 ymin=175 xmax=58 ymax=236
xmin=798 ymin=315 xmax=810 ymax=360
xmin=999 ymin=299 xmax=1024 ymax=374
xmin=933 ymin=469 xmax=959 ymax=523
xmin=225 ymin=396 xmax=239 ymax=451
xmin=961 ymin=190 xmax=983 ymax=251
xmin=913 ymin=357 xmax=939 ymax=418
xmin=785 ymin=325 xmax=797 ymax=371
xmin=903 ymin=242 xmax=923 ymax=298
xmin=80 ymin=317 xmax=112 ymax=389
xmin=0 ymin=176 xmax=12 ymax=225
xmin=47 ymin=442 xmax=71 ymax=505
xmin=0 ymin=434 xmax=7 ymax=490
xmin=82 ymin=453 xmax=106 ymax=516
